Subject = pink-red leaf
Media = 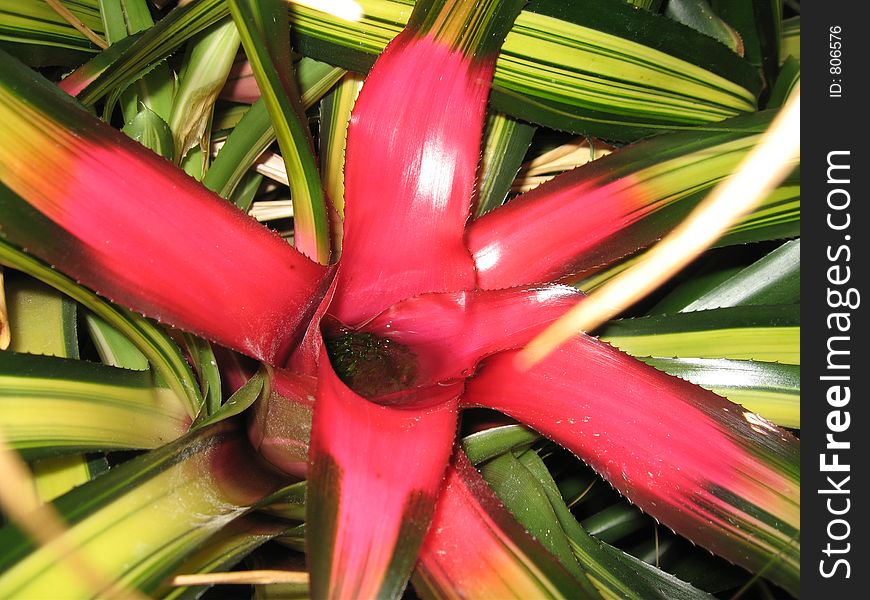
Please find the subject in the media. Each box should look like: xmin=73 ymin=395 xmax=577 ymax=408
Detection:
xmin=468 ymin=172 xmax=652 ymax=288
xmin=330 ymin=31 xmax=493 ymax=324
xmin=306 ymin=351 xmax=461 ymax=599
xmin=286 ymin=271 xmax=338 ymax=376
xmin=462 ymin=337 xmax=799 ymax=595
xmin=466 ymin=111 xmax=774 ymax=289
xmin=0 ymin=51 xmax=327 ymax=364
xmin=415 ymin=451 xmax=595 ymax=599
xmin=361 ymin=285 xmax=582 ymax=384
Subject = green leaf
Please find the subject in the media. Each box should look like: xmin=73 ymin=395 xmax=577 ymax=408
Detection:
xmin=67 ymin=0 xmax=227 ymax=104
xmin=304 ymin=0 xmax=757 ymax=139
xmin=256 ymin=480 xmax=307 ymax=522
xmin=318 ymin=72 xmax=362 ymax=219
xmin=714 ymin=179 xmax=800 ymax=247
xmin=0 ymin=350 xmax=189 ymax=459
xmin=159 ymin=516 xmax=291 ymax=600
xmin=664 ymin=550 xmax=752 ymax=594
xmin=640 ymin=357 xmax=799 ymax=428
xmin=67 ymin=0 xmax=758 ymax=138
xmin=121 ymin=105 xmax=175 ymax=159
xmin=30 ymin=454 xmax=107 ymax=503
xmin=579 ymin=503 xmax=647 ymax=545
xmin=228 ymin=171 xmax=263 ymax=212
xmin=4 ymin=270 xmax=78 ymax=359
xmin=646 ymin=257 xmax=746 ymax=316
xmin=516 ymin=450 xmax=716 ymax=600
xmin=228 ymin=0 xmax=330 ymax=263
xmin=0 ymin=421 xmax=287 ymax=597
xmin=0 ymin=238 xmax=203 ymax=418
xmin=766 ymin=55 xmax=800 ymax=109
xmin=502 ymin=0 xmax=760 ymax=133
xmin=84 ymin=311 xmax=149 ymax=370
xmin=98 ymin=0 xmax=154 ymax=44
xmin=474 ymin=113 xmax=536 ymax=217
xmin=628 ymin=0 xmax=663 ymax=9
xmin=56 ymin=31 xmax=139 ymax=96
xmin=168 ymin=17 xmax=240 ymax=164
xmin=251 ymin=567 xmax=309 ymax=600
xmin=470 ymin=440 xmax=716 ymax=599
xmin=600 ymin=305 xmax=799 ymax=364
xmin=204 ymin=57 xmax=344 ymax=202
xmin=99 ymin=0 xmax=174 ymax=121
xmin=3 ymin=269 xmax=97 ymax=502
xmin=462 ymin=424 xmax=541 ymax=465
xmin=295 ymin=56 xmax=349 ymax=107
xmin=479 ymin=451 xmax=588 ymax=581
xmin=651 ymin=239 xmax=800 ymax=315
xmin=192 ymin=367 xmax=266 ymax=430
xmin=780 ymin=15 xmax=799 ymax=62
xmin=0 ymin=0 xmax=103 ymax=66
xmin=710 ymin=0 xmax=780 ymax=91
xmin=181 ymin=333 xmax=222 ymax=417
xmin=318 ymin=71 xmax=364 ymax=248
xmin=677 ymin=239 xmax=800 ymax=312
xmin=665 ymin=0 xmax=743 ymax=53
xmin=294 ymin=0 xmax=760 ymax=137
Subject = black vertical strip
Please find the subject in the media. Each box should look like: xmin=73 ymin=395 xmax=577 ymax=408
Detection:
xmin=378 ymin=491 xmax=438 ymax=599
xmin=306 ymin=450 xmax=341 ymax=599
xmin=803 ymin=1 xmax=869 ymax=596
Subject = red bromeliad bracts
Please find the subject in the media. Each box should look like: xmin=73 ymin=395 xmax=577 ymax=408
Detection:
xmin=0 ymin=0 xmax=799 ymax=598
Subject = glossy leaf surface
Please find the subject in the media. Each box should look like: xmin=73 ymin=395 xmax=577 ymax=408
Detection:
xmin=307 ymin=354 xmax=460 ymax=599
xmin=58 ymin=0 xmax=758 ymax=139
xmin=0 ymin=350 xmax=189 ymax=458
xmin=678 ymin=240 xmax=800 ymax=312
xmin=0 ymin=51 xmax=328 ymax=365
xmin=482 ymin=447 xmax=716 ymax=599
xmin=0 ymin=421 xmax=287 ymax=597
xmin=331 ymin=31 xmax=486 ymax=324
xmin=600 ymin=305 xmax=800 ymax=364
xmin=415 ymin=451 xmax=592 ymax=599
xmin=641 ymin=357 xmax=800 ymax=428
xmin=0 ymin=238 xmax=202 ymax=416
xmin=229 ymin=0 xmax=330 ymax=263
xmin=362 ymin=286 xmax=581 ymax=384
xmin=463 ymin=336 xmax=800 ymax=594
xmin=467 ymin=112 xmax=776 ymax=289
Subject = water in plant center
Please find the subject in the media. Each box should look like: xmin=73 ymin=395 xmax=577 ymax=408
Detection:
xmin=323 ymin=318 xmax=418 ymax=399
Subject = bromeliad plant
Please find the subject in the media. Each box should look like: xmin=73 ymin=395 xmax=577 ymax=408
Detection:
xmin=0 ymin=0 xmax=799 ymax=598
